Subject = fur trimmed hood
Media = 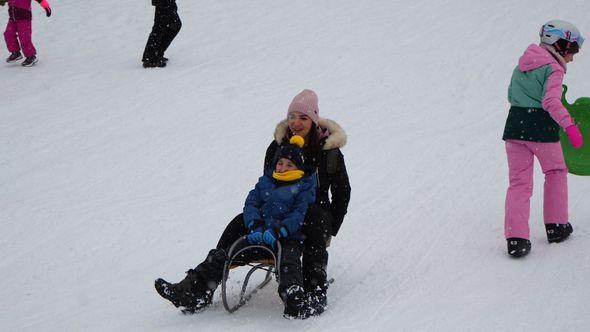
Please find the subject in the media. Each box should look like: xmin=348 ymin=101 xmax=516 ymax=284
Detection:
xmin=273 ymin=118 xmax=347 ymax=150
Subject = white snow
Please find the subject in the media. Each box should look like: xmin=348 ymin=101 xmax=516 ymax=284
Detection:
xmin=2 ymin=0 xmax=590 ymax=331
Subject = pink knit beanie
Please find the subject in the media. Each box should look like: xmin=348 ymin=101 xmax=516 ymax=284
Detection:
xmin=287 ymin=89 xmax=320 ymax=125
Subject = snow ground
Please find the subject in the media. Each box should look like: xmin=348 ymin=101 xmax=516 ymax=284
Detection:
xmin=2 ymin=0 xmax=590 ymax=331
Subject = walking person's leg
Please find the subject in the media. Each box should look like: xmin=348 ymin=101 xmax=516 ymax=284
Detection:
xmin=504 ymin=140 xmax=535 ymax=240
xmin=15 ymin=19 xmax=35 ymax=58
xmin=157 ymin=6 xmax=181 ymax=59
xmin=142 ymin=6 xmax=166 ymax=66
xmin=4 ymin=19 xmax=22 ymax=61
xmin=532 ymin=141 xmax=573 ymax=242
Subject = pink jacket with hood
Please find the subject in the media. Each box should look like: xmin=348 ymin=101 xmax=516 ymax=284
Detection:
xmin=508 ymin=43 xmax=574 ymax=129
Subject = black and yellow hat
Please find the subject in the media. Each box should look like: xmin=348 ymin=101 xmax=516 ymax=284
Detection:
xmin=276 ymin=135 xmax=305 ymax=169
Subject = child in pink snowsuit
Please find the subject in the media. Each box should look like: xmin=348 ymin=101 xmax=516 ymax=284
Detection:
xmin=502 ymin=20 xmax=584 ymax=258
xmin=3 ymin=0 xmax=51 ymax=66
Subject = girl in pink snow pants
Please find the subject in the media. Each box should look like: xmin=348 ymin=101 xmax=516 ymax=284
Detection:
xmin=3 ymin=0 xmax=51 ymax=66
xmin=502 ymin=20 xmax=584 ymax=258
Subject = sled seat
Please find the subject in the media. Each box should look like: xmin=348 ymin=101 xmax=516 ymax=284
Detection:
xmin=229 ymin=258 xmax=275 ymax=269
xmin=228 ymin=238 xmax=331 ymax=270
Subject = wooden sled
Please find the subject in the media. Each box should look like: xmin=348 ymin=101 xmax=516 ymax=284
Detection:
xmin=220 ymin=236 xmax=334 ymax=314
xmin=221 ymin=236 xmax=282 ymax=313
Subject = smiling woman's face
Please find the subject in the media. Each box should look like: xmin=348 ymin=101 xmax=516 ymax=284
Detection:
xmin=287 ymin=113 xmax=313 ymax=139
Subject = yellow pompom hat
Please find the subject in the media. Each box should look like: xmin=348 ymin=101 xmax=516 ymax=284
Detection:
xmin=276 ymin=135 xmax=306 ymax=169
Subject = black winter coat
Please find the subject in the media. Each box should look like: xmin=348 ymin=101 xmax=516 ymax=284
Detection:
xmin=264 ymin=119 xmax=351 ymax=236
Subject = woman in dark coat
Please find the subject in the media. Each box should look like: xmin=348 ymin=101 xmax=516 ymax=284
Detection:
xmin=260 ymin=90 xmax=350 ymax=315
xmin=155 ymin=89 xmax=351 ymax=317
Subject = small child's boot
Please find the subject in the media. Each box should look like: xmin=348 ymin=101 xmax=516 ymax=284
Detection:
xmin=6 ymin=52 xmax=22 ymax=63
xmin=507 ymin=238 xmax=531 ymax=258
xmin=545 ymin=223 xmax=573 ymax=243
xmin=22 ymin=56 xmax=38 ymax=67
xmin=281 ymin=285 xmax=309 ymax=319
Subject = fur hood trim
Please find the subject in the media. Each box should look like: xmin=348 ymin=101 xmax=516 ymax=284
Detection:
xmin=273 ymin=118 xmax=347 ymax=150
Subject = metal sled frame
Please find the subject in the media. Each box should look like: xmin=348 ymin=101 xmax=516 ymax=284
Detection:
xmin=221 ymin=236 xmax=282 ymax=313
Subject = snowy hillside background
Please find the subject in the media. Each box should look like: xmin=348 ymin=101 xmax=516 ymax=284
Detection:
xmin=2 ymin=0 xmax=590 ymax=331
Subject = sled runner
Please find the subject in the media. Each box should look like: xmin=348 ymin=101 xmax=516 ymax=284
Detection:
xmin=221 ymin=236 xmax=282 ymax=313
xmin=560 ymin=85 xmax=590 ymax=175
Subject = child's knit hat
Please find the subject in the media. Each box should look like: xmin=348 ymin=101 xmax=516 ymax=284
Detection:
xmin=287 ymin=89 xmax=320 ymax=126
xmin=277 ymin=135 xmax=306 ymax=170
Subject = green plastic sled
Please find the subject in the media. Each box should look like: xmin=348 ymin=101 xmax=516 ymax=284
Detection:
xmin=560 ymin=85 xmax=590 ymax=175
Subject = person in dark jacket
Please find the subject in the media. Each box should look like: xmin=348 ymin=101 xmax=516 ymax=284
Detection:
xmin=142 ymin=0 xmax=181 ymax=68
xmin=261 ymin=89 xmax=350 ymax=316
xmin=154 ymin=89 xmax=351 ymax=317
xmin=155 ymin=136 xmax=318 ymax=319
xmin=216 ymin=89 xmax=350 ymax=316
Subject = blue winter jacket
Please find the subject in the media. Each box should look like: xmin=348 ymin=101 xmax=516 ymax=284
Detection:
xmin=243 ymin=171 xmax=317 ymax=239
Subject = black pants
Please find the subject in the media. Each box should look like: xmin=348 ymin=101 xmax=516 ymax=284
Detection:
xmin=215 ymin=204 xmax=331 ymax=292
xmin=142 ymin=3 xmax=182 ymax=63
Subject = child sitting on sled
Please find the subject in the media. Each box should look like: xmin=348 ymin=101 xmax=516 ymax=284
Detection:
xmin=155 ymin=135 xmax=317 ymax=319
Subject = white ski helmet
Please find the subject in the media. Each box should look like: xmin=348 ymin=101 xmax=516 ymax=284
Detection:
xmin=540 ymin=19 xmax=584 ymax=53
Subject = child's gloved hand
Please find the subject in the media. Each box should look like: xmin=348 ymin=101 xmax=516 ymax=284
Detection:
xmin=246 ymin=219 xmax=264 ymax=244
xmin=262 ymin=229 xmax=278 ymax=248
xmin=565 ymin=125 xmax=583 ymax=149
xmin=247 ymin=227 xmax=264 ymax=244
xmin=262 ymin=227 xmax=288 ymax=249
xmin=40 ymin=0 xmax=51 ymax=17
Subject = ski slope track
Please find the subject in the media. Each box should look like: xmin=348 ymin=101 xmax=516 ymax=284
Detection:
xmin=2 ymin=0 xmax=590 ymax=331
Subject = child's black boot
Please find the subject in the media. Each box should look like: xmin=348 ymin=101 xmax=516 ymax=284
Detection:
xmin=281 ymin=285 xmax=309 ymax=319
xmin=545 ymin=223 xmax=573 ymax=243
xmin=6 ymin=52 xmax=22 ymax=63
xmin=507 ymin=238 xmax=531 ymax=258
xmin=21 ymin=56 xmax=37 ymax=67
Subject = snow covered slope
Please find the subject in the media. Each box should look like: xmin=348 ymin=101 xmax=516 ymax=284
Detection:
xmin=2 ymin=0 xmax=590 ymax=331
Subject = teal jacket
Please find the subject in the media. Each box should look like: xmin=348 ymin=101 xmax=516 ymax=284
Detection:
xmin=503 ymin=44 xmax=574 ymax=142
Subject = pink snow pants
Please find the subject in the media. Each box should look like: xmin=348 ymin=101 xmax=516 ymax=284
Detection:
xmin=504 ymin=140 xmax=569 ymax=239
xmin=4 ymin=19 xmax=36 ymax=57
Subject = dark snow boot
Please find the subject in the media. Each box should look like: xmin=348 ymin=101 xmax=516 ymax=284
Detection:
xmin=143 ymin=59 xmax=166 ymax=68
xmin=280 ymin=285 xmax=309 ymax=319
xmin=6 ymin=52 xmax=22 ymax=63
xmin=21 ymin=56 xmax=37 ymax=67
xmin=507 ymin=238 xmax=531 ymax=258
xmin=154 ymin=275 xmax=212 ymax=313
xmin=545 ymin=223 xmax=573 ymax=243
xmin=154 ymin=249 xmax=227 ymax=313
xmin=306 ymin=284 xmax=328 ymax=316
